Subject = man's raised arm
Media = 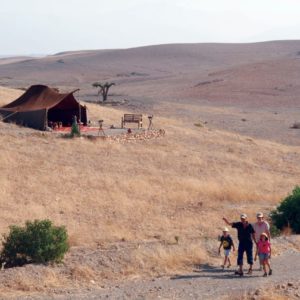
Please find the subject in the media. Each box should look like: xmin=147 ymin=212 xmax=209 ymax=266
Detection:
xmin=223 ymin=217 xmax=233 ymax=226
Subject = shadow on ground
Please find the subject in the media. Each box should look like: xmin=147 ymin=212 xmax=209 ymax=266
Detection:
xmin=170 ymin=264 xmax=261 ymax=280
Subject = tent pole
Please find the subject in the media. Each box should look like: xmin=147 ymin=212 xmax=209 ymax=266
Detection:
xmin=0 ymin=111 xmax=18 ymax=121
xmin=78 ymin=103 xmax=81 ymax=123
xmin=45 ymin=108 xmax=48 ymax=130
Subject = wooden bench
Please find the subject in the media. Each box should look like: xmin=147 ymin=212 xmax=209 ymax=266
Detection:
xmin=121 ymin=114 xmax=143 ymax=129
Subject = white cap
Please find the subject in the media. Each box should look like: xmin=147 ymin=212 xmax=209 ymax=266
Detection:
xmin=256 ymin=212 xmax=264 ymax=218
xmin=223 ymin=227 xmax=229 ymax=232
xmin=240 ymin=213 xmax=247 ymax=219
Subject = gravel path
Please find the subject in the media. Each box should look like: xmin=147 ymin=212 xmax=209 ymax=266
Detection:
xmin=11 ymin=249 xmax=300 ymax=300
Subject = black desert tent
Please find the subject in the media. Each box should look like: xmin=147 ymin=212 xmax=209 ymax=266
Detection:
xmin=0 ymin=85 xmax=87 ymax=130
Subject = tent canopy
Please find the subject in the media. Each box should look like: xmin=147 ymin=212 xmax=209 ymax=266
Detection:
xmin=0 ymin=85 xmax=87 ymax=130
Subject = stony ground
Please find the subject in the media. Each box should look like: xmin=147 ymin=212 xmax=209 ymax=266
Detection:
xmin=2 ymin=244 xmax=299 ymax=300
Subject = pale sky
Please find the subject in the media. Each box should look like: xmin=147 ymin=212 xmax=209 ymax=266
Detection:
xmin=1 ymin=0 xmax=300 ymax=55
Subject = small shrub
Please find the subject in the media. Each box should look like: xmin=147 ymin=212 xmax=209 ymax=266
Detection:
xmin=270 ymin=186 xmax=300 ymax=234
xmin=71 ymin=122 xmax=80 ymax=137
xmin=0 ymin=219 xmax=69 ymax=268
xmin=290 ymin=122 xmax=300 ymax=129
xmin=194 ymin=122 xmax=203 ymax=128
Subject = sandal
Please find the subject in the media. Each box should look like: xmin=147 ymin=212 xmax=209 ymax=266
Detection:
xmin=247 ymin=268 xmax=252 ymax=275
xmin=268 ymin=269 xmax=272 ymax=275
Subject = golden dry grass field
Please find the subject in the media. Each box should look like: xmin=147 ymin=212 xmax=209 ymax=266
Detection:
xmin=0 ymin=85 xmax=300 ymax=296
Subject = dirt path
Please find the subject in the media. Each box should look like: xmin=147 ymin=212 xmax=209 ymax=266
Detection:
xmin=9 ymin=249 xmax=300 ymax=300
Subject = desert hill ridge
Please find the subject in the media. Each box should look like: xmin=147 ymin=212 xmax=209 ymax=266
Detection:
xmin=1 ymin=40 xmax=300 ymax=85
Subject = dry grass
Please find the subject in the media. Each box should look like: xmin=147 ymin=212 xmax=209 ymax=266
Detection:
xmin=0 ymin=265 xmax=67 ymax=295
xmin=131 ymin=241 xmax=206 ymax=276
xmin=0 ymin=86 xmax=300 ymax=293
xmin=69 ymin=264 xmax=97 ymax=282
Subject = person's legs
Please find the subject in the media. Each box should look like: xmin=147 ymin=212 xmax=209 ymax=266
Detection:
xmin=262 ymin=260 xmax=267 ymax=276
xmin=237 ymin=242 xmax=244 ymax=274
xmin=227 ymin=256 xmax=231 ymax=267
xmin=224 ymin=255 xmax=228 ymax=266
xmin=258 ymin=248 xmax=263 ymax=271
xmin=224 ymin=249 xmax=230 ymax=267
xmin=265 ymin=259 xmax=272 ymax=275
xmin=257 ymin=246 xmax=262 ymax=270
xmin=245 ymin=241 xmax=253 ymax=273
xmin=259 ymin=255 xmax=264 ymax=271
xmin=222 ymin=250 xmax=228 ymax=268
xmin=222 ymin=256 xmax=226 ymax=269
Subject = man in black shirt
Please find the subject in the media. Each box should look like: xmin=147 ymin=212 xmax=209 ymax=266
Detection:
xmin=223 ymin=213 xmax=256 ymax=276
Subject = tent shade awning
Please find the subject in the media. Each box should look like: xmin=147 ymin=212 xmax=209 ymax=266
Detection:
xmin=0 ymin=85 xmax=87 ymax=130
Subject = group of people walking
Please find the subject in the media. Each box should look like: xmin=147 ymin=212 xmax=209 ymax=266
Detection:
xmin=218 ymin=212 xmax=272 ymax=277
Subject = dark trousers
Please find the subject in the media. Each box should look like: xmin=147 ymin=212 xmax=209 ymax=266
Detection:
xmin=237 ymin=241 xmax=253 ymax=266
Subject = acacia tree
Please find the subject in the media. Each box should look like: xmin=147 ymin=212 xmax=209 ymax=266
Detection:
xmin=92 ymin=82 xmax=115 ymax=102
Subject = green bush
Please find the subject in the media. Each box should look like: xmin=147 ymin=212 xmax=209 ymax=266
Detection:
xmin=270 ymin=186 xmax=300 ymax=234
xmin=0 ymin=219 xmax=69 ymax=268
xmin=71 ymin=122 xmax=80 ymax=137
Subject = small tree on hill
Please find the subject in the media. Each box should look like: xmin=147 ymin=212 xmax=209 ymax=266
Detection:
xmin=92 ymin=82 xmax=115 ymax=102
xmin=0 ymin=219 xmax=69 ymax=268
xmin=271 ymin=186 xmax=300 ymax=233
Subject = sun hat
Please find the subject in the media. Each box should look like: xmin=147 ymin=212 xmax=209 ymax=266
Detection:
xmin=223 ymin=227 xmax=229 ymax=232
xmin=256 ymin=212 xmax=264 ymax=218
xmin=240 ymin=213 xmax=247 ymax=219
xmin=260 ymin=232 xmax=268 ymax=238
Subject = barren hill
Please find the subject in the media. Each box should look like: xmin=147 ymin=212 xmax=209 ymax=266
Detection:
xmin=1 ymin=40 xmax=300 ymax=86
xmin=1 ymin=41 xmax=300 ymax=145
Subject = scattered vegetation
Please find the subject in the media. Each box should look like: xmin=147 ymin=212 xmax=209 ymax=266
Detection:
xmin=0 ymin=219 xmax=69 ymax=268
xmin=70 ymin=117 xmax=80 ymax=137
xmin=271 ymin=186 xmax=300 ymax=234
xmin=290 ymin=122 xmax=300 ymax=129
xmin=194 ymin=120 xmax=208 ymax=127
xmin=92 ymin=81 xmax=115 ymax=102
xmin=194 ymin=122 xmax=203 ymax=127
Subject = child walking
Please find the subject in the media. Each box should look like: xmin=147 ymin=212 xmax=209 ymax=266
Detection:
xmin=218 ymin=227 xmax=235 ymax=269
xmin=255 ymin=232 xmax=272 ymax=277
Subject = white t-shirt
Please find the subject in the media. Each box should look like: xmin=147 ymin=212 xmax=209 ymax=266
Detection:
xmin=253 ymin=221 xmax=270 ymax=241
